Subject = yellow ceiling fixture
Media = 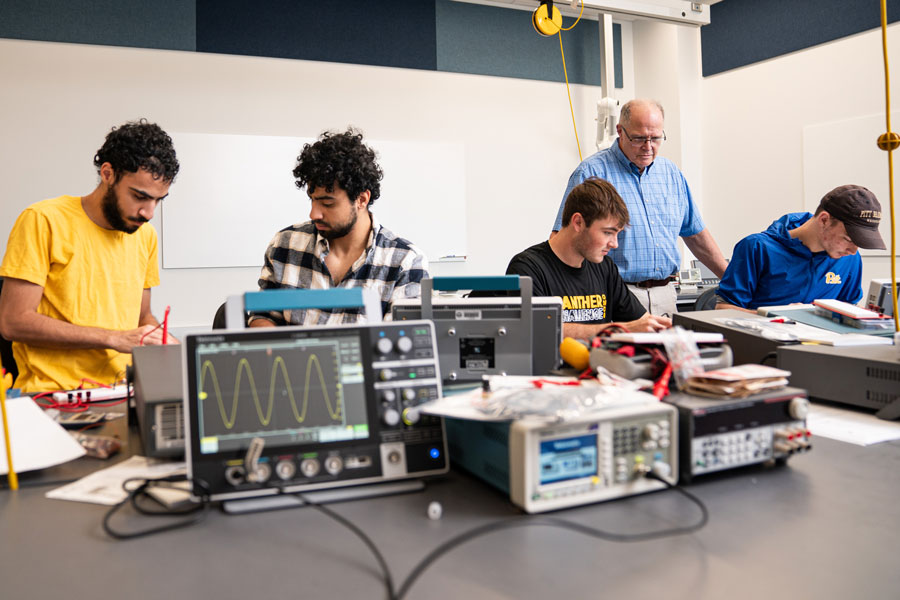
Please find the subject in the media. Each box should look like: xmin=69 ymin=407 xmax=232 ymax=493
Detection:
xmin=532 ymin=1 xmax=563 ymax=36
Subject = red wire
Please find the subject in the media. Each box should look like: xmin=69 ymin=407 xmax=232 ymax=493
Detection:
xmin=596 ymin=323 xmax=630 ymax=339
xmin=653 ymin=363 xmax=673 ymax=400
xmin=531 ymin=379 xmax=582 ymax=389
xmin=31 ymin=379 xmax=124 ymax=412
xmin=139 ymin=322 xmax=163 ymax=345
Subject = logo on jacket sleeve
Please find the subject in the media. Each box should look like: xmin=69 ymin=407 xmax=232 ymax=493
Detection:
xmin=825 ymin=272 xmax=842 ymax=284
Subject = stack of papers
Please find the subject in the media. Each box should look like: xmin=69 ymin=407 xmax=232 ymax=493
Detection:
xmin=719 ymin=316 xmax=894 ymax=346
xmin=684 ymin=364 xmax=791 ymax=398
xmin=813 ymin=299 xmax=895 ymax=331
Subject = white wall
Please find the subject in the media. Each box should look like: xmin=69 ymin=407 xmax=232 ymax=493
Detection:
xmin=701 ymin=23 xmax=900 ymax=287
xmin=0 ymin=38 xmax=608 ymax=328
xmin=629 ymin=20 xmax=706 ymax=264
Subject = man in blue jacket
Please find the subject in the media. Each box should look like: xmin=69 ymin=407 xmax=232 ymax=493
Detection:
xmin=715 ymin=185 xmax=885 ymax=312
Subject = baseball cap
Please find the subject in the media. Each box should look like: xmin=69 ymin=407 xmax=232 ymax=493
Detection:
xmin=819 ymin=185 xmax=886 ymax=250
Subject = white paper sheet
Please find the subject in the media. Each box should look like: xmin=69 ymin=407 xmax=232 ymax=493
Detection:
xmin=807 ymin=403 xmax=900 ymax=446
xmin=1 ymin=397 xmax=86 ymax=475
xmin=45 ymin=455 xmax=186 ymax=505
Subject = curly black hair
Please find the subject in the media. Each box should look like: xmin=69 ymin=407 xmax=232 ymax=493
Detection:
xmin=293 ymin=128 xmax=382 ymax=206
xmin=93 ymin=119 xmax=180 ymax=183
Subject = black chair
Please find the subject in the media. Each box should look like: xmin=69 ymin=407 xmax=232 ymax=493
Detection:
xmin=0 ymin=278 xmax=18 ymax=382
xmin=693 ymin=286 xmax=720 ymax=311
xmin=212 ymin=301 xmax=250 ymax=329
xmin=212 ymin=302 xmax=228 ymax=329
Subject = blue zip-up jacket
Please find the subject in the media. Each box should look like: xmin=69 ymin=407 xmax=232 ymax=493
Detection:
xmin=717 ymin=213 xmax=863 ymax=310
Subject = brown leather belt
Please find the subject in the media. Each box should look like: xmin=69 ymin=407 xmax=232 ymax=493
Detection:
xmin=628 ymin=276 xmax=676 ymax=289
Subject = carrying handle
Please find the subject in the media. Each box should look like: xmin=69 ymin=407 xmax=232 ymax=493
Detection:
xmin=421 ymin=276 xmax=532 ymax=328
xmin=225 ymin=288 xmax=382 ymax=329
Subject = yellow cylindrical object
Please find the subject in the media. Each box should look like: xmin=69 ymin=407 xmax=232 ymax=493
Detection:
xmin=559 ymin=337 xmax=590 ymax=370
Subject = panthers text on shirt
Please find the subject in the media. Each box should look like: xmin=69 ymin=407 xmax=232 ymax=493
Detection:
xmin=562 ymin=294 xmax=607 ymax=322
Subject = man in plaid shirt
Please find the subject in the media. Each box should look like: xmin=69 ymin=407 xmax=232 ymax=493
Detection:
xmin=248 ymin=129 xmax=428 ymax=326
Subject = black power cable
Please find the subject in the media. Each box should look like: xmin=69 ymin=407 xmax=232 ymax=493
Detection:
xmin=394 ymin=472 xmax=708 ymax=599
xmin=102 ymin=475 xmax=211 ymax=540
xmin=296 ymin=493 xmax=397 ymax=599
xmin=100 ymin=473 xmax=708 ymax=600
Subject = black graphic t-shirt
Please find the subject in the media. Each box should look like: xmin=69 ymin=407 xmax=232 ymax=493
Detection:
xmin=506 ymin=241 xmax=645 ymax=325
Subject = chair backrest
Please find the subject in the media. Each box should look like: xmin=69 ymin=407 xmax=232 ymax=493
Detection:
xmin=0 ymin=278 xmax=18 ymax=382
xmin=694 ymin=286 xmax=720 ymax=311
xmin=212 ymin=302 xmax=228 ymax=329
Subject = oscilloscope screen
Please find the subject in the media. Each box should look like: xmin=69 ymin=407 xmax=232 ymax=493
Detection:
xmin=191 ymin=332 xmax=370 ymax=454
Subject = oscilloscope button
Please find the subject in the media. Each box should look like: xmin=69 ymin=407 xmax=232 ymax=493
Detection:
xmin=396 ymin=336 xmax=413 ymax=354
xmin=376 ymin=337 xmax=394 ymax=355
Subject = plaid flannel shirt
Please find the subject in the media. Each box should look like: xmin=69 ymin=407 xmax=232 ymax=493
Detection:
xmin=250 ymin=214 xmax=428 ymax=325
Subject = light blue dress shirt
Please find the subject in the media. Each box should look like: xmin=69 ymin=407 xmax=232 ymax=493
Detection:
xmin=552 ymin=140 xmax=705 ymax=282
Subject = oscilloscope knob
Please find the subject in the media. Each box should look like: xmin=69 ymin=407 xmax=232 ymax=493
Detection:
xmin=324 ymin=455 xmax=344 ymax=476
xmin=402 ymin=388 xmax=417 ymax=402
xmin=300 ymin=458 xmax=320 ymax=478
xmin=275 ymin=460 xmax=297 ymax=481
xmin=396 ymin=336 xmax=413 ymax=354
xmin=376 ymin=337 xmax=394 ymax=355
xmin=381 ymin=389 xmax=397 ymax=403
xmin=383 ymin=407 xmax=401 ymax=427
xmin=402 ymin=407 xmax=421 ymax=426
xmin=380 ymin=368 xmax=396 ymax=381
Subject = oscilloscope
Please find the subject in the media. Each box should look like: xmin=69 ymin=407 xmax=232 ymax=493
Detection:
xmin=183 ymin=320 xmax=448 ymax=503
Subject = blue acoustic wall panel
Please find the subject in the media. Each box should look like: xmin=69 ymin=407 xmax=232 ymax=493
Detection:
xmin=0 ymin=0 xmax=196 ymax=51
xmin=196 ymin=0 xmax=437 ymax=70
xmin=702 ymin=0 xmax=900 ymax=77
xmin=1 ymin=0 xmax=616 ymax=85
xmin=436 ymin=0 xmax=621 ymax=86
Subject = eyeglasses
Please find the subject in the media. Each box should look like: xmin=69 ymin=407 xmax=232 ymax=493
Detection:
xmin=620 ymin=126 xmax=666 ymax=146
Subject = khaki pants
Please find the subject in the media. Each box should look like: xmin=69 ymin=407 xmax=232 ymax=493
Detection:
xmin=626 ymin=282 xmax=677 ymax=318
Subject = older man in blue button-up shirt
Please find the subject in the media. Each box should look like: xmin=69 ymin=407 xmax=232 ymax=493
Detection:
xmin=552 ymin=99 xmax=727 ymax=317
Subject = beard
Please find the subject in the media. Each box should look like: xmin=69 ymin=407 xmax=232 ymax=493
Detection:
xmin=315 ymin=206 xmax=358 ymax=241
xmin=101 ymin=185 xmax=146 ymax=234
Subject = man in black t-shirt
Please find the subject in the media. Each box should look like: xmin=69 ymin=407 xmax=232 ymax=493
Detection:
xmin=507 ymin=178 xmax=671 ymax=339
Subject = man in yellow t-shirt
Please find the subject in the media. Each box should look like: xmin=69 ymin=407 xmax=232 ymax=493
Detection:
xmin=0 ymin=119 xmax=180 ymax=392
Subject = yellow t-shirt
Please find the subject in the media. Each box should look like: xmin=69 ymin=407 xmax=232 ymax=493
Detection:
xmin=0 ymin=195 xmax=160 ymax=392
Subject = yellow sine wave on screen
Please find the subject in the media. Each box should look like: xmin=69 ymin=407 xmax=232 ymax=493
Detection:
xmin=199 ymin=354 xmax=342 ymax=429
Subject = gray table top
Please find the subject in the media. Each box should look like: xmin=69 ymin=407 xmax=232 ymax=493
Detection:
xmin=3 ymin=429 xmax=899 ymax=600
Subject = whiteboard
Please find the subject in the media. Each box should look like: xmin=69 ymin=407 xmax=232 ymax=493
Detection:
xmin=802 ymin=113 xmax=899 ymax=256
xmin=161 ymin=132 xmax=467 ymax=269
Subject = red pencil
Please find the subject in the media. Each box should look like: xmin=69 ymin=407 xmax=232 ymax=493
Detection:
xmin=162 ymin=305 xmax=171 ymax=345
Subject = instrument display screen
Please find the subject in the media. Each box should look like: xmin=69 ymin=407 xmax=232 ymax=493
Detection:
xmin=189 ymin=330 xmax=370 ymax=455
xmin=539 ymin=434 xmax=597 ymax=485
